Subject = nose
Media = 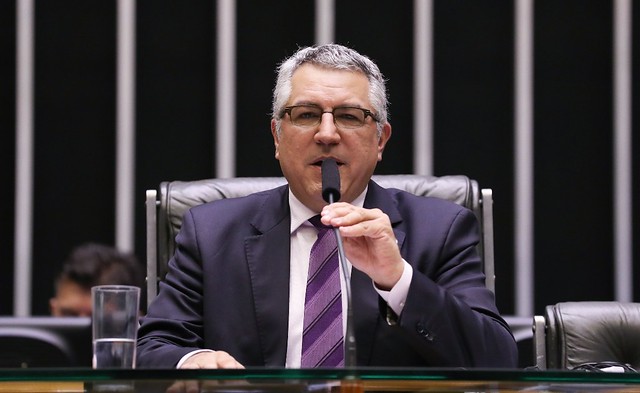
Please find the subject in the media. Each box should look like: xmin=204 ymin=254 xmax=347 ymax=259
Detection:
xmin=314 ymin=112 xmax=340 ymax=144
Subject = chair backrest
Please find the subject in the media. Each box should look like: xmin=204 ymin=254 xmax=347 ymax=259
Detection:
xmin=533 ymin=301 xmax=640 ymax=370
xmin=0 ymin=317 xmax=92 ymax=368
xmin=145 ymin=175 xmax=495 ymax=308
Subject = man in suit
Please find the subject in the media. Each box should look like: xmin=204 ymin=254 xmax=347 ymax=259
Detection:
xmin=137 ymin=44 xmax=518 ymax=369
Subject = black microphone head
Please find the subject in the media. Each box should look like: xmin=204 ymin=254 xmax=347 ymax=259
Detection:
xmin=321 ymin=158 xmax=341 ymax=203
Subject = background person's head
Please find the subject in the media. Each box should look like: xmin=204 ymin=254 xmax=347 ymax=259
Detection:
xmin=50 ymin=243 xmax=144 ymax=317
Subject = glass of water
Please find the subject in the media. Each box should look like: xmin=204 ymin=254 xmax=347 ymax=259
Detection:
xmin=91 ymin=285 xmax=140 ymax=369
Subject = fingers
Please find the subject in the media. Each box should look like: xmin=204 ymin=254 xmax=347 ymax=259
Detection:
xmin=172 ymin=352 xmax=244 ymax=393
xmin=321 ymin=203 xmax=392 ymax=239
xmin=217 ymin=352 xmax=245 ymax=369
xmin=320 ymin=202 xmax=403 ymax=288
xmin=179 ymin=351 xmax=245 ymax=369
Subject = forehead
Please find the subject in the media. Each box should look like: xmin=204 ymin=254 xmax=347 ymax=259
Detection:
xmin=289 ymin=64 xmax=370 ymax=106
xmin=56 ymin=280 xmax=91 ymax=301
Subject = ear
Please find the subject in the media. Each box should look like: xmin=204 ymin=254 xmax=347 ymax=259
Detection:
xmin=49 ymin=298 xmax=58 ymax=315
xmin=271 ymin=119 xmax=280 ymax=159
xmin=377 ymin=122 xmax=392 ymax=161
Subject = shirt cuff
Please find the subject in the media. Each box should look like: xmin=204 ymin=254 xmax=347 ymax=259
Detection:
xmin=176 ymin=349 xmax=215 ymax=368
xmin=374 ymin=259 xmax=413 ymax=316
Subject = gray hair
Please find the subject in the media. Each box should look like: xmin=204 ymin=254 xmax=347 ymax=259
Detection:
xmin=272 ymin=44 xmax=388 ymax=137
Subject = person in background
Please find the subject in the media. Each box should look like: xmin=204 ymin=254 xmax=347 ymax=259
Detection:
xmin=50 ymin=243 xmax=144 ymax=317
xmin=137 ymin=44 xmax=518 ymax=369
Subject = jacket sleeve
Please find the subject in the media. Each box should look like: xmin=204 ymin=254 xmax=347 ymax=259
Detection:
xmin=392 ymin=207 xmax=518 ymax=367
xmin=136 ymin=209 xmax=207 ymax=368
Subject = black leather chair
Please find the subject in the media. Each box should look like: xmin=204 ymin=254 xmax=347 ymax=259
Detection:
xmin=533 ymin=301 xmax=640 ymax=370
xmin=0 ymin=317 xmax=92 ymax=368
xmin=145 ymin=175 xmax=495 ymax=309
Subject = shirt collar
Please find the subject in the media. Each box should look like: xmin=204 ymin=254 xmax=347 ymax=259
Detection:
xmin=288 ymin=187 xmax=368 ymax=234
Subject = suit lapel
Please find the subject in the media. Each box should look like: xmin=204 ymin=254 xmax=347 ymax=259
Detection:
xmin=364 ymin=181 xmax=406 ymax=250
xmin=244 ymin=186 xmax=291 ymax=366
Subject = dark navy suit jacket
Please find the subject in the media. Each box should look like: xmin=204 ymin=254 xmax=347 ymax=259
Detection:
xmin=137 ymin=180 xmax=518 ymax=368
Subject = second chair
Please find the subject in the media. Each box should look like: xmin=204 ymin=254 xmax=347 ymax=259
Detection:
xmin=533 ymin=301 xmax=640 ymax=370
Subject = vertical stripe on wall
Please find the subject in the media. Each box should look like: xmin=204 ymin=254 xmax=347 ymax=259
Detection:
xmin=14 ymin=0 xmax=34 ymax=316
xmin=116 ymin=0 xmax=136 ymax=252
xmin=514 ymin=0 xmax=534 ymax=316
xmin=216 ymin=0 xmax=236 ymax=178
xmin=613 ymin=0 xmax=633 ymax=301
xmin=315 ymin=0 xmax=334 ymax=45
xmin=413 ymin=0 xmax=433 ymax=176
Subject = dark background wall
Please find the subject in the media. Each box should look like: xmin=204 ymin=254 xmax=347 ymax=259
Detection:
xmin=1 ymin=0 xmax=638 ymax=318
xmin=1 ymin=1 xmax=17 ymax=314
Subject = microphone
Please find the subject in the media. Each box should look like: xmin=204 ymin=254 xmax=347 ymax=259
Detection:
xmin=321 ymin=158 xmax=341 ymax=203
xmin=321 ymin=158 xmax=357 ymax=369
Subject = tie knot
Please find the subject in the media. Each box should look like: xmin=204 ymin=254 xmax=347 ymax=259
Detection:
xmin=309 ymin=215 xmax=332 ymax=231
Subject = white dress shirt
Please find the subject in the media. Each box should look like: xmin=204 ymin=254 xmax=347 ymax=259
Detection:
xmin=285 ymin=188 xmax=412 ymax=367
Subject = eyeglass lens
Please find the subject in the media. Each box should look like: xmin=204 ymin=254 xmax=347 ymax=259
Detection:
xmin=288 ymin=106 xmax=368 ymax=129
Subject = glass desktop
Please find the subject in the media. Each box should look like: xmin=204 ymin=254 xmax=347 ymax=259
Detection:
xmin=1 ymin=367 xmax=640 ymax=392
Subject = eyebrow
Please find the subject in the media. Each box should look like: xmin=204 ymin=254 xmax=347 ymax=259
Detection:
xmin=288 ymin=101 xmax=320 ymax=108
xmin=290 ymin=102 xmax=366 ymax=109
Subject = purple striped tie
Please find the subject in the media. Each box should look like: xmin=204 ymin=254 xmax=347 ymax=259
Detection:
xmin=301 ymin=215 xmax=344 ymax=368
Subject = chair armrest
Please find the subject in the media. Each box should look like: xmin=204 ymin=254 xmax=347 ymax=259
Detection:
xmin=533 ymin=315 xmax=547 ymax=370
xmin=145 ymin=189 xmax=158 ymax=310
xmin=480 ymin=188 xmax=494 ymax=293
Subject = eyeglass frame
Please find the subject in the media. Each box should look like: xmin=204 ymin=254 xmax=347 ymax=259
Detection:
xmin=280 ymin=104 xmax=380 ymax=129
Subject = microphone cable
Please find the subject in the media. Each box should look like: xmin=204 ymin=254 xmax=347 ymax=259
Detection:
xmin=321 ymin=158 xmax=357 ymax=369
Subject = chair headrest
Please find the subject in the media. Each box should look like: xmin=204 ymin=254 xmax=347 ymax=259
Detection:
xmin=161 ymin=175 xmax=479 ymax=238
xmin=548 ymin=301 xmax=640 ymax=369
xmin=0 ymin=328 xmax=75 ymax=367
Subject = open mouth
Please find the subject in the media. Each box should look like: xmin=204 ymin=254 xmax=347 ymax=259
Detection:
xmin=312 ymin=159 xmax=344 ymax=167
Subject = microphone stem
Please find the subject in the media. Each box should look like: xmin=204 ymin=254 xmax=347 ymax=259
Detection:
xmin=329 ymin=194 xmax=357 ymax=369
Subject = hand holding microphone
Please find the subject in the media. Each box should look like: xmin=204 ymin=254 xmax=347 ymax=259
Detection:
xmin=320 ymin=159 xmax=404 ymax=291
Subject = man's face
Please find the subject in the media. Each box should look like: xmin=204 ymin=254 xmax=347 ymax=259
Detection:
xmin=50 ymin=279 xmax=92 ymax=317
xmin=271 ymin=64 xmax=392 ymax=212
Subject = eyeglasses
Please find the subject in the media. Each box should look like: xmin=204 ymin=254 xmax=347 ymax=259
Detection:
xmin=282 ymin=105 xmax=379 ymax=129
